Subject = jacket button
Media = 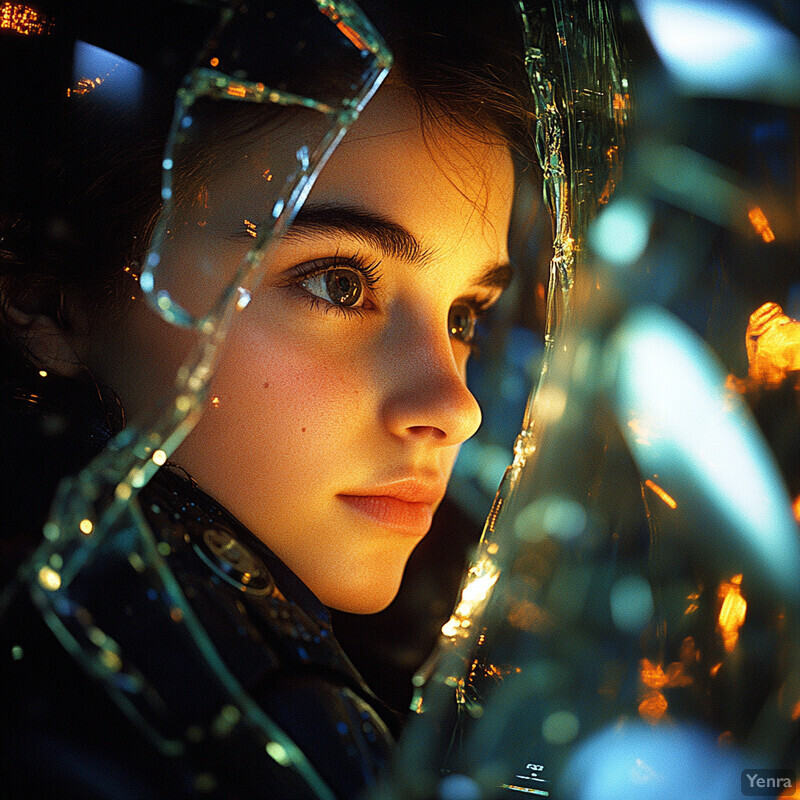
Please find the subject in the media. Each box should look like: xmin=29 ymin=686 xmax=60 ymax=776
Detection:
xmin=191 ymin=528 xmax=274 ymax=595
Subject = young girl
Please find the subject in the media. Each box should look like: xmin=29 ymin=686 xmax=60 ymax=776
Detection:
xmin=0 ymin=0 xmax=536 ymax=796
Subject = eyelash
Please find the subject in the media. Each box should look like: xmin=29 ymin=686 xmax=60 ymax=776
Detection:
xmin=290 ymin=253 xmax=497 ymax=348
xmin=292 ymin=254 xmax=382 ymax=319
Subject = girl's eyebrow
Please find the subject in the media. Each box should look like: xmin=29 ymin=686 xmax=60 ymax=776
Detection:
xmin=473 ymin=261 xmax=513 ymax=291
xmin=283 ymin=202 xmax=433 ymax=265
xmin=282 ymin=201 xmax=512 ymax=288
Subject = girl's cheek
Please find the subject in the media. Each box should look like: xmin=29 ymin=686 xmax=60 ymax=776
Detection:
xmin=216 ymin=329 xmax=367 ymax=422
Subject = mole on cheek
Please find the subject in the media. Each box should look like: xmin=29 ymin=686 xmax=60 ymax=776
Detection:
xmin=263 ymin=381 xmax=269 ymax=389
xmin=301 ymin=427 xmax=307 ymax=433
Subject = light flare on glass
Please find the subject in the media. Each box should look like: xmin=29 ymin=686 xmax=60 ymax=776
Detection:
xmin=717 ymin=574 xmax=747 ymax=653
xmin=748 ymin=206 xmax=776 ymax=243
xmin=614 ymin=307 xmax=800 ymax=601
xmin=644 ymin=478 xmax=677 ymax=509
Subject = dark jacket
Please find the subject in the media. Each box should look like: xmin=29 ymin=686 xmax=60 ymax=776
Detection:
xmin=0 ymin=380 xmax=396 ymax=799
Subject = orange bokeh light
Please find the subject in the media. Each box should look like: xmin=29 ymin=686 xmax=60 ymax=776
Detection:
xmin=747 ymin=303 xmax=800 ymax=388
xmin=644 ymin=479 xmax=677 ymax=509
xmin=717 ymin=574 xmax=747 ymax=653
xmin=0 ymin=2 xmax=52 ymax=35
xmin=748 ymin=206 xmax=776 ymax=243
xmin=638 ymin=691 xmax=668 ymax=722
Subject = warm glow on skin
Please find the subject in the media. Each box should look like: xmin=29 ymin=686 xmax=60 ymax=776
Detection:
xmin=85 ymin=87 xmax=514 ymax=613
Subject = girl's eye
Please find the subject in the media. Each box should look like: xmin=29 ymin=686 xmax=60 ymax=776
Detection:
xmin=449 ymin=303 xmax=477 ymax=344
xmin=302 ymin=268 xmax=364 ymax=308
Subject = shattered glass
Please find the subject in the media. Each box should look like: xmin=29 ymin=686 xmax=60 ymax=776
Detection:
xmin=382 ymin=1 xmax=800 ymax=799
xmin=15 ymin=2 xmax=390 ymax=796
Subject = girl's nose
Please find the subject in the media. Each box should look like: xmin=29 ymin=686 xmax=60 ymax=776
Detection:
xmin=379 ymin=322 xmax=482 ymax=446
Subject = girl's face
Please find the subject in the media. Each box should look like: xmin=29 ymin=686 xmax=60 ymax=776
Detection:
xmin=95 ymin=87 xmax=515 ymax=612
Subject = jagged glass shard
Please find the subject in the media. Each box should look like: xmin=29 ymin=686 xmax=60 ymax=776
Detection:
xmin=382 ymin=2 xmax=630 ymax=797
xmin=143 ymin=0 xmax=391 ymax=328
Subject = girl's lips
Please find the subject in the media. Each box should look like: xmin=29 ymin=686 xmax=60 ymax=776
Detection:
xmin=337 ymin=494 xmax=435 ymax=533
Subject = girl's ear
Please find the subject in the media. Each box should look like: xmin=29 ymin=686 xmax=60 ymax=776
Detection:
xmin=0 ymin=281 xmax=86 ymax=378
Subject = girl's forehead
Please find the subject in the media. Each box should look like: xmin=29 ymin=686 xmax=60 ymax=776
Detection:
xmin=333 ymin=85 xmax=514 ymax=186
xmin=180 ymin=84 xmax=513 ymax=284
xmin=308 ymin=86 xmax=515 ymax=255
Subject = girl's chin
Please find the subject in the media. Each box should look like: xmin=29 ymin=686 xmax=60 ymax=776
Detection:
xmin=314 ymin=568 xmax=406 ymax=615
